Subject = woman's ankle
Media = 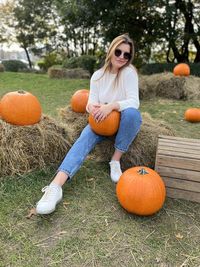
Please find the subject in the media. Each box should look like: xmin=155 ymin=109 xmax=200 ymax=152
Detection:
xmin=52 ymin=171 xmax=69 ymax=187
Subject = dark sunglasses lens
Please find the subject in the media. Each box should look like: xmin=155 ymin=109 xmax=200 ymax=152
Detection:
xmin=114 ymin=49 xmax=122 ymax=57
xmin=114 ymin=49 xmax=131 ymax=60
xmin=124 ymin=52 xmax=131 ymax=60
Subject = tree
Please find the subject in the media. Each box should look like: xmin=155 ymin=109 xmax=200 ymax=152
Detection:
xmin=95 ymin=0 xmax=200 ymax=64
xmin=0 ymin=0 xmax=15 ymax=44
xmin=176 ymin=0 xmax=200 ymax=62
xmin=156 ymin=0 xmax=200 ymax=63
xmin=13 ymin=0 xmax=58 ymax=68
xmin=55 ymin=0 xmax=102 ymax=57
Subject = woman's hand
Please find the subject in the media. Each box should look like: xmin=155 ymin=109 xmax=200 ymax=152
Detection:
xmin=93 ymin=104 xmax=114 ymax=122
xmin=87 ymin=103 xmax=101 ymax=115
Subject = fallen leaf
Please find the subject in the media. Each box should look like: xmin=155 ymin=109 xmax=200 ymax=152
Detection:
xmin=175 ymin=233 xmax=184 ymax=239
xmin=156 ymin=257 xmax=161 ymax=263
xmin=26 ymin=208 xmax=37 ymax=219
xmin=105 ymin=218 xmax=108 ymax=226
xmin=86 ymin=178 xmax=94 ymax=182
xmin=63 ymin=201 xmax=70 ymax=209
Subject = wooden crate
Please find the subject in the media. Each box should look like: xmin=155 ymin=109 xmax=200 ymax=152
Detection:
xmin=155 ymin=135 xmax=200 ymax=203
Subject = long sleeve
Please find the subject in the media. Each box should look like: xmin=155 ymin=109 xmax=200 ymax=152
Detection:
xmin=86 ymin=72 xmax=100 ymax=112
xmin=117 ymin=69 xmax=139 ymax=111
xmin=86 ymin=67 xmax=140 ymax=113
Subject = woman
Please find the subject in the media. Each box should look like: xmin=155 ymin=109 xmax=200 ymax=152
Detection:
xmin=36 ymin=33 xmax=142 ymax=215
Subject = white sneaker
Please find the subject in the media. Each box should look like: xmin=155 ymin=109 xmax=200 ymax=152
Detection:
xmin=109 ymin=160 xmax=122 ymax=183
xmin=36 ymin=183 xmax=63 ymax=215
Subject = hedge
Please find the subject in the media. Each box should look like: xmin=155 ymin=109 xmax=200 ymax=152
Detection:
xmin=140 ymin=63 xmax=200 ymax=77
xmin=2 ymin=60 xmax=28 ymax=72
xmin=63 ymin=55 xmax=97 ymax=76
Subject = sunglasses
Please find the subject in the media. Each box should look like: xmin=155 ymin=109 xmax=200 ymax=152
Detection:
xmin=114 ymin=49 xmax=131 ymax=60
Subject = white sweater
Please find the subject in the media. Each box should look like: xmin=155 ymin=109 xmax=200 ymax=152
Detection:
xmin=87 ymin=66 xmax=140 ymax=112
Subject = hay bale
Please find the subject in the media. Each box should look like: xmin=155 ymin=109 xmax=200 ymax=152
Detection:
xmin=91 ymin=113 xmax=174 ymax=169
xmin=139 ymin=72 xmax=200 ymax=100
xmin=58 ymin=106 xmax=89 ymax=142
xmin=0 ymin=115 xmax=71 ymax=177
xmin=58 ymin=107 xmax=174 ymax=169
xmin=0 ymin=63 xmax=5 ymax=72
xmin=48 ymin=67 xmax=90 ymax=79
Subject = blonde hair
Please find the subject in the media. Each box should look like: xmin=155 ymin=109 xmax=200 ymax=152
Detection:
xmin=103 ymin=33 xmax=134 ymax=73
xmin=98 ymin=34 xmax=135 ymax=86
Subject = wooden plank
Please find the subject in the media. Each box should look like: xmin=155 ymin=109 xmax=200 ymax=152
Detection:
xmin=158 ymin=140 xmax=200 ymax=147
xmin=157 ymin=150 xmax=200 ymax=160
xmin=155 ymin=166 xmax=200 ymax=182
xmin=157 ymin=144 xmax=200 ymax=154
xmin=156 ymin=155 xmax=200 ymax=171
xmin=155 ymin=135 xmax=200 ymax=203
xmin=166 ymin=187 xmax=200 ymax=203
xmin=158 ymin=141 xmax=200 ymax=150
xmin=159 ymin=135 xmax=200 ymax=144
xmin=162 ymin=177 xmax=200 ymax=193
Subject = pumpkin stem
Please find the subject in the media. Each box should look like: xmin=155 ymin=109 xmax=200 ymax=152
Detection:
xmin=138 ymin=168 xmax=149 ymax=175
xmin=18 ymin=90 xmax=26 ymax=94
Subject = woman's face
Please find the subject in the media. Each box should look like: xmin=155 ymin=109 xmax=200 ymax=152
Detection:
xmin=110 ymin=43 xmax=131 ymax=73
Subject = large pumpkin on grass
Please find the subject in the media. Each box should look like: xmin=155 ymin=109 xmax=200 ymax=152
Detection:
xmin=71 ymin=89 xmax=89 ymax=113
xmin=184 ymin=108 xmax=200 ymax=122
xmin=0 ymin=90 xmax=42 ymax=126
xmin=89 ymin=110 xmax=120 ymax=136
xmin=116 ymin=166 xmax=166 ymax=216
xmin=173 ymin=63 xmax=190 ymax=76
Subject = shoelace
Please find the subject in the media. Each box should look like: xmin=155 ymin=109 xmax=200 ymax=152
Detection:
xmin=41 ymin=186 xmax=49 ymax=193
xmin=110 ymin=162 xmax=121 ymax=173
xmin=40 ymin=186 xmax=58 ymax=202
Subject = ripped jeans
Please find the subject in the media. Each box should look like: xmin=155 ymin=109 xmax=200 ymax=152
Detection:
xmin=58 ymin=108 xmax=142 ymax=178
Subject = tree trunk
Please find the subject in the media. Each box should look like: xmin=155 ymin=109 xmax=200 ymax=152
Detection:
xmin=193 ymin=39 xmax=200 ymax=63
xmin=176 ymin=0 xmax=200 ymax=63
xmin=24 ymin=46 xmax=32 ymax=68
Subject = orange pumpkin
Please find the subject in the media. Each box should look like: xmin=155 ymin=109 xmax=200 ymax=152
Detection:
xmin=71 ymin=89 xmax=89 ymax=113
xmin=0 ymin=90 xmax=42 ymax=126
xmin=89 ymin=110 xmax=120 ymax=136
xmin=173 ymin=63 xmax=190 ymax=76
xmin=184 ymin=108 xmax=200 ymax=122
xmin=116 ymin=166 xmax=166 ymax=216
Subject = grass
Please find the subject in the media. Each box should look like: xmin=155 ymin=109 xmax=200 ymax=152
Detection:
xmin=0 ymin=72 xmax=200 ymax=266
xmin=0 ymin=72 xmax=89 ymax=117
xmin=140 ymin=98 xmax=200 ymax=139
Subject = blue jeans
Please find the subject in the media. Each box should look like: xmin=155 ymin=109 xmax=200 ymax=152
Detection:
xmin=58 ymin=108 xmax=142 ymax=178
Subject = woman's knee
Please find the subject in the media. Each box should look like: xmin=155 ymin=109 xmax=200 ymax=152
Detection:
xmin=78 ymin=124 xmax=105 ymax=145
xmin=121 ymin=108 xmax=142 ymax=124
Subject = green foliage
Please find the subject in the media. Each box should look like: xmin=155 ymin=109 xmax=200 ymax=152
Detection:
xmin=54 ymin=0 xmax=200 ymax=64
xmin=1 ymin=60 xmax=28 ymax=72
xmin=13 ymin=0 xmax=58 ymax=67
xmin=0 ymin=72 xmax=89 ymax=118
xmin=140 ymin=63 xmax=200 ymax=77
xmin=63 ymin=55 xmax=97 ymax=75
xmin=62 ymin=57 xmax=79 ymax=69
xmin=140 ymin=63 xmax=176 ymax=75
xmin=190 ymin=63 xmax=200 ymax=77
xmin=38 ymin=52 xmax=62 ymax=71
xmin=79 ymin=55 xmax=97 ymax=75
